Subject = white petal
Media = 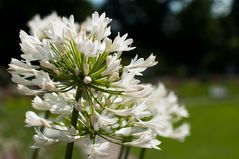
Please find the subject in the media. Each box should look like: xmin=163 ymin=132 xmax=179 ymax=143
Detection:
xmin=25 ymin=111 xmax=51 ymax=127
xmin=124 ymin=129 xmax=161 ymax=150
xmin=114 ymin=127 xmax=132 ymax=136
xmin=32 ymin=96 xmax=51 ymax=110
xmin=31 ymin=128 xmax=58 ymax=149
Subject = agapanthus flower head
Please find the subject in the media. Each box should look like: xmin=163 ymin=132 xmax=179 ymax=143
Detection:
xmin=146 ymin=83 xmax=190 ymax=141
xmin=8 ymin=11 xmax=189 ymax=159
xmin=9 ymin=11 xmax=157 ymax=99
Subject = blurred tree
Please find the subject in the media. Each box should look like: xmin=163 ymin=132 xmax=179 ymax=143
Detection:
xmin=101 ymin=0 xmax=239 ymax=75
xmin=0 ymin=0 xmax=93 ymax=67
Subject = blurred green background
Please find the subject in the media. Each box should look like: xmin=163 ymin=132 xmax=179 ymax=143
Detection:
xmin=0 ymin=0 xmax=239 ymax=158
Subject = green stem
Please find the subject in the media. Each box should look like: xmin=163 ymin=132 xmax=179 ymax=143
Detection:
xmin=64 ymin=86 xmax=82 ymax=159
xmin=31 ymin=149 xmax=39 ymax=159
xmin=124 ymin=146 xmax=130 ymax=159
xmin=31 ymin=111 xmax=50 ymax=159
xmin=118 ymin=145 xmax=125 ymax=159
xmin=139 ymin=148 xmax=146 ymax=159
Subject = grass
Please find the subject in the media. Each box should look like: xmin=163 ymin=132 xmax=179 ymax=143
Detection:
xmin=0 ymin=96 xmax=83 ymax=158
xmin=133 ymin=95 xmax=239 ymax=159
xmin=0 ymin=79 xmax=239 ymax=159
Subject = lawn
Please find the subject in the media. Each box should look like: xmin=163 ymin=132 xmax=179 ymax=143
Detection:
xmin=133 ymin=95 xmax=239 ymax=159
xmin=0 ymin=80 xmax=239 ymax=159
xmin=0 ymin=96 xmax=82 ymax=159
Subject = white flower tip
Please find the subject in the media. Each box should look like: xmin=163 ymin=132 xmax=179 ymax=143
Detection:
xmin=19 ymin=30 xmax=27 ymax=37
xmin=84 ymin=76 xmax=92 ymax=84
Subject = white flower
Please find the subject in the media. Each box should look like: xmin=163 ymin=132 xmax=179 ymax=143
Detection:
xmin=175 ymin=105 xmax=189 ymax=118
xmin=9 ymin=60 xmax=56 ymax=94
xmin=17 ymin=84 xmax=42 ymax=95
xmin=11 ymin=71 xmax=57 ymax=93
xmin=87 ymin=141 xmax=110 ymax=159
xmin=168 ymin=123 xmax=190 ymax=141
xmin=135 ymin=115 xmax=165 ymax=133
xmin=112 ymin=71 xmax=153 ymax=98
xmin=31 ymin=128 xmax=58 ymax=149
xmin=77 ymin=35 xmax=105 ymax=57
xmin=106 ymin=102 xmax=151 ymax=119
xmin=124 ymin=129 xmax=161 ymax=149
xmin=43 ymin=127 xmax=80 ymax=143
xmin=32 ymin=96 xmax=51 ymax=110
xmin=114 ymin=127 xmax=132 ymax=136
xmin=8 ymin=58 xmax=38 ymax=74
xmin=11 ymin=73 xmax=34 ymax=86
xmin=19 ymin=31 xmax=52 ymax=61
xmin=19 ymin=30 xmax=42 ymax=55
xmin=25 ymin=111 xmax=51 ymax=127
xmin=127 ymin=54 xmax=158 ymax=76
xmin=28 ymin=12 xmax=61 ymax=39
xmin=41 ymin=93 xmax=74 ymax=114
xmin=45 ymin=15 xmax=78 ymax=42
xmin=108 ymin=33 xmax=135 ymax=52
xmin=9 ymin=58 xmax=39 ymax=70
xmin=93 ymin=111 xmax=118 ymax=131
xmin=146 ymin=83 xmax=190 ymax=139
xmin=32 ymin=71 xmax=56 ymax=91
xmin=103 ymin=54 xmax=121 ymax=76
xmin=132 ymin=102 xmax=151 ymax=119
xmin=106 ymin=107 xmax=132 ymax=117
xmin=82 ymin=12 xmax=112 ymax=40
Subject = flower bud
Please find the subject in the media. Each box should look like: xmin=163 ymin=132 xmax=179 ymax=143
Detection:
xmin=83 ymin=63 xmax=90 ymax=75
xmin=84 ymin=76 xmax=92 ymax=84
xmin=74 ymin=68 xmax=80 ymax=75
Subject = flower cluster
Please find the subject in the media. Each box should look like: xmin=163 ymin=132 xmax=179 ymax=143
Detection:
xmin=146 ymin=83 xmax=190 ymax=141
xmin=8 ymin=12 xmax=189 ymax=158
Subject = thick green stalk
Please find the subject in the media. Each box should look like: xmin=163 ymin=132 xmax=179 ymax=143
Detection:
xmin=31 ymin=149 xmax=39 ymax=159
xmin=139 ymin=148 xmax=146 ymax=159
xmin=64 ymin=86 xmax=82 ymax=159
